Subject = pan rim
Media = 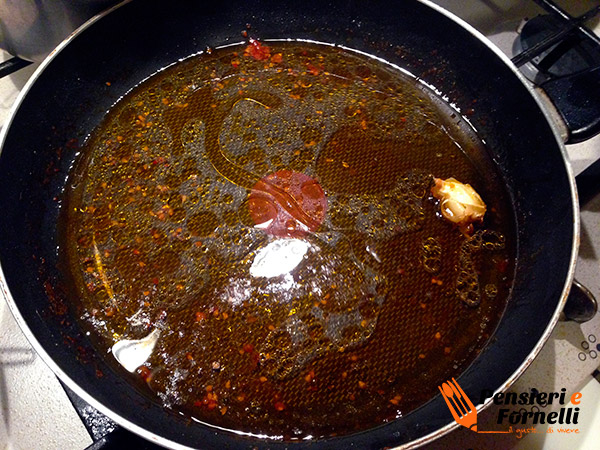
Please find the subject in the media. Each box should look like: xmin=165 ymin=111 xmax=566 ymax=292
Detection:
xmin=400 ymin=0 xmax=580 ymax=448
xmin=0 ymin=0 xmax=580 ymax=448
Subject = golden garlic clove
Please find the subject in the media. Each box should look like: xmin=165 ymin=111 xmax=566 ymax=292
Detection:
xmin=431 ymin=177 xmax=486 ymax=227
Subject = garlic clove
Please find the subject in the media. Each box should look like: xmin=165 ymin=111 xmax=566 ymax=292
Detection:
xmin=112 ymin=328 xmax=160 ymax=373
xmin=431 ymin=177 xmax=486 ymax=226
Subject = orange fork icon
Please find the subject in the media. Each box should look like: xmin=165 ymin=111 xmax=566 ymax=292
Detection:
xmin=439 ymin=378 xmax=512 ymax=434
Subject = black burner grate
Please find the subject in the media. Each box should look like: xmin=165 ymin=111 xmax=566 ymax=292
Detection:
xmin=0 ymin=57 xmax=31 ymax=79
xmin=512 ymin=0 xmax=600 ymax=142
xmin=60 ymin=381 xmax=163 ymax=450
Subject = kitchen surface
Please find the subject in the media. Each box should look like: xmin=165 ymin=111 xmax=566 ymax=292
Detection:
xmin=1 ymin=0 xmax=600 ymax=449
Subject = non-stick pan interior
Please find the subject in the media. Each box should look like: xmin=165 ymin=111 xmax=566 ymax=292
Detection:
xmin=0 ymin=0 xmax=575 ymax=448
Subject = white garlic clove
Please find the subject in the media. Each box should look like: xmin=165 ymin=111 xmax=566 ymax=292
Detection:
xmin=431 ymin=177 xmax=486 ymax=226
xmin=112 ymin=328 xmax=160 ymax=373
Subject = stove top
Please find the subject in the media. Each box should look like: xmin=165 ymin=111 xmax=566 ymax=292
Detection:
xmin=0 ymin=1 xmax=599 ymax=449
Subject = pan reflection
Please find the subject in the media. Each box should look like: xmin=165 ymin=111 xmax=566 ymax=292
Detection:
xmin=249 ymin=238 xmax=310 ymax=279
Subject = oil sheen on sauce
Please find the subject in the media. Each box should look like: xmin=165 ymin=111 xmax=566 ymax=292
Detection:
xmin=62 ymin=41 xmax=516 ymax=440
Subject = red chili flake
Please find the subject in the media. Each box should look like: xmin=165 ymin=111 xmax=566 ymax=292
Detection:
xmin=304 ymin=370 xmax=315 ymax=382
xmin=496 ymin=258 xmax=509 ymax=273
xmin=44 ymin=280 xmax=67 ymax=316
xmin=306 ymin=63 xmax=321 ymax=76
xmin=358 ymin=381 xmax=367 ymax=389
xmin=243 ymin=343 xmax=254 ymax=353
xmin=231 ymin=58 xmax=241 ymax=68
xmin=389 ymin=394 xmax=403 ymax=405
xmin=274 ymin=401 xmax=286 ymax=411
xmin=250 ymin=351 xmax=260 ymax=369
xmin=201 ymin=391 xmax=218 ymax=410
xmin=152 ymin=277 xmax=159 ymax=285
xmin=270 ymin=53 xmax=283 ymax=64
xmin=65 ymin=138 xmax=79 ymax=150
xmin=244 ymin=39 xmax=271 ymax=61
xmin=241 ymin=30 xmax=248 ymax=38
xmin=195 ymin=311 xmax=206 ymax=322
xmin=138 ymin=365 xmax=152 ymax=382
xmin=431 ymin=277 xmax=443 ymax=286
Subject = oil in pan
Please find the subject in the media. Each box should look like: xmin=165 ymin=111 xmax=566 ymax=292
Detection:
xmin=61 ymin=40 xmax=515 ymax=440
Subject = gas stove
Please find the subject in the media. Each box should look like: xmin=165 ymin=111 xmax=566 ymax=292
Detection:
xmin=0 ymin=1 xmax=599 ymax=449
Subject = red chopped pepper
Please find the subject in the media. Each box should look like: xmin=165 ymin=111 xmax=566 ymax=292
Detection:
xmin=274 ymin=401 xmax=286 ymax=411
xmin=306 ymin=62 xmax=321 ymax=76
xmin=496 ymin=258 xmax=509 ymax=273
xmin=138 ymin=365 xmax=152 ymax=382
xmin=244 ymin=39 xmax=271 ymax=61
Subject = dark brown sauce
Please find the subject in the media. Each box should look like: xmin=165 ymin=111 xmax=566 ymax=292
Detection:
xmin=61 ymin=41 xmax=515 ymax=439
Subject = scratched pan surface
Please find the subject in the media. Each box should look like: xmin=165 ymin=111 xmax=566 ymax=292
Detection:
xmin=0 ymin=0 xmax=576 ymax=448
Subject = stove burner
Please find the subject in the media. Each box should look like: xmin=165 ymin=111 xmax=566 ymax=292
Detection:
xmin=513 ymin=14 xmax=600 ymax=84
xmin=512 ymin=0 xmax=600 ymax=143
xmin=61 ymin=381 xmax=163 ymax=450
xmin=0 ymin=57 xmax=31 ymax=79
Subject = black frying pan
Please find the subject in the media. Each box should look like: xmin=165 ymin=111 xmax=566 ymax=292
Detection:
xmin=0 ymin=0 xmax=578 ymax=448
